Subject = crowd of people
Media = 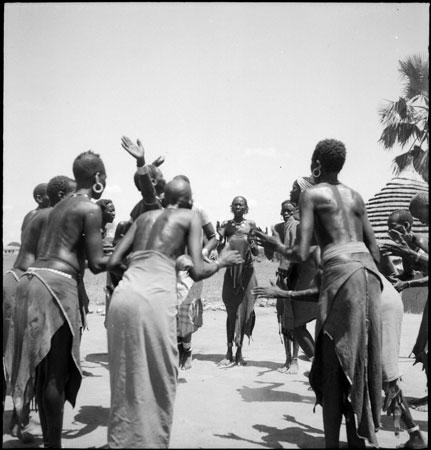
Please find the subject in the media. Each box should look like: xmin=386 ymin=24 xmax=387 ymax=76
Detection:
xmin=2 ymin=138 xmax=428 ymax=448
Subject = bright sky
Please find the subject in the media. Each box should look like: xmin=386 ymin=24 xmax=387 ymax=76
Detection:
xmin=3 ymin=2 xmax=429 ymax=244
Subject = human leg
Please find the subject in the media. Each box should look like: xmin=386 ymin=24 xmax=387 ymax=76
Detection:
xmin=293 ymin=324 xmax=315 ymax=360
xmin=320 ymin=334 xmax=344 ymax=448
xmin=40 ymin=323 xmax=72 ymax=448
xmin=219 ymin=306 xmax=235 ymax=365
xmin=181 ymin=333 xmax=193 ymax=370
xmin=286 ymin=339 xmax=299 ymax=374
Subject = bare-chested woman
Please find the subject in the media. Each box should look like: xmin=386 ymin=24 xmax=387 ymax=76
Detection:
xmin=7 ymin=151 xmax=109 ymax=448
xmin=256 ymin=139 xmax=383 ymax=448
xmin=217 ymin=196 xmax=259 ymax=366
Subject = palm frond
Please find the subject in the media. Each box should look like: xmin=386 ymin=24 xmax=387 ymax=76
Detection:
xmin=398 ymin=54 xmax=429 ymax=99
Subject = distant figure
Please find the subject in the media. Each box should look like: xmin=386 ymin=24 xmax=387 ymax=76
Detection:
xmin=217 ymin=196 xmax=259 ymax=366
xmin=3 ymin=175 xmax=76 ymax=442
xmin=96 ymin=199 xmax=116 ymax=243
xmin=106 ymin=178 xmax=242 ymax=448
xmin=7 ymin=151 xmax=109 ymax=448
xmin=256 ymin=139 xmax=383 ymax=448
xmin=20 ymin=182 xmax=50 ymax=239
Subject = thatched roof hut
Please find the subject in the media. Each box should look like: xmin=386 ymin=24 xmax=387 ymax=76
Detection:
xmin=366 ymin=162 xmax=428 ymax=245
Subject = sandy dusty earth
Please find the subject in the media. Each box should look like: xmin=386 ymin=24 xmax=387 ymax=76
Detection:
xmin=3 ymin=306 xmax=428 ymax=448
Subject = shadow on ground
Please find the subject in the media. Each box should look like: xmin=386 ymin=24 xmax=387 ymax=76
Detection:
xmin=237 ymin=381 xmax=314 ymax=404
xmin=62 ymin=405 xmax=109 ymax=441
xmin=193 ymin=352 xmax=283 ymax=371
xmin=214 ymin=413 xmax=325 ymax=448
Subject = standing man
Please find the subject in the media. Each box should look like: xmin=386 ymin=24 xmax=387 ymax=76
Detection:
xmin=106 ymin=178 xmax=242 ymax=448
xmin=7 ymin=151 xmax=109 ymax=448
xmin=256 ymin=139 xmax=382 ymax=448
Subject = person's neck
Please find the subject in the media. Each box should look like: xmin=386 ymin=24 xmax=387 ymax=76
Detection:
xmin=73 ymin=189 xmax=91 ymax=199
xmin=316 ymin=172 xmax=339 ymax=185
xmin=233 ymin=215 xmax=244 ymax=224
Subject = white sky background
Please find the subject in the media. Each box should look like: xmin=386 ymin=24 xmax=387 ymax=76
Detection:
xmin=3 ymin=2 xmax=429 ymax=244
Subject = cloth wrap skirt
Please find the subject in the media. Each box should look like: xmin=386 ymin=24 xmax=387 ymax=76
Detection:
xmin=309 ymin=242 xmax=382 ymax=446
xmin=5 ymin=268 xmax=82 ymax=419
xmin=177 ymin=272 xmax=203 ymax=338
xmin=222 ymin=238 xmax=257 ymax=346
xmin=380 ymin=275 xmax=403 ymax=383
xmin=107 ymin=250 xmax=179 ymax=449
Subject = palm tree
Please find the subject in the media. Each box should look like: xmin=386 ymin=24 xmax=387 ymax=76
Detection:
xmin=378 ymin=54 xmax=429 ymax=181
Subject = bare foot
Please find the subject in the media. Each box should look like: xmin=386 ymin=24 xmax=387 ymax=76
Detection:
xmin=413 ymin=403 xmax=428 ymax=412
xmin=286 ymin=358 xmax=299 ymax=374
xmin=235 ymin=348 xmax=247 ymax=366
xmin=397 ymin=431 xmax=427 ymax=448
xmin=218 ymin=349 xmax=233 ymax=366
xmin=409 ymin=396 xmax=428 ymax=412
xmin=181 ymin=350 xmax=192 ymax=370
xmin=277 ymin=366 xmax=289 ymax=373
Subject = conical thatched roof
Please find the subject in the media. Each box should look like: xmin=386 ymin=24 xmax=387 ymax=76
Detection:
xmin=366 ymin=163 xmax=428 ymax=245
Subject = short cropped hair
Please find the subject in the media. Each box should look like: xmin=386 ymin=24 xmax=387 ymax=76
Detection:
xmin=72 ymin=150 xmax=105 ymax=184
xmin=46 ymin=176 xmax=76 ymax=205
xmin=173 ymin=174 xmax=191 ymax=184
xmin=33 ymin=183 xmax=48 ymax=201
xmin=409 ymin=193 xmax=429 ymax=216
xmin=312 ymin=139 xmax=346 ymax=173
xmin=96 ymin=198 xmax=114 ymax=211
xmin=388 ymin=209 xmax=414 ymax=227
xmin=230 ymin=196 xmax=249 ymax=215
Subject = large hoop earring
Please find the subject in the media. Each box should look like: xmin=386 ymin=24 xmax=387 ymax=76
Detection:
xmin=312 ymin=166 xmax=321 ymax=179
xmin=93 ymin=182 xmax=104 ymax=194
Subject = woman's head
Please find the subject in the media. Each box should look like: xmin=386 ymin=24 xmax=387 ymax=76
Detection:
xmin=230 ymin=196 xmax=249 ymax=216
xmin=72 ymin=150 xmax=107 ymax=199
xmin=311 ymin=139 xmax=346 ymax=176
xmin=96 ymin=199 xmax=116 ymax=227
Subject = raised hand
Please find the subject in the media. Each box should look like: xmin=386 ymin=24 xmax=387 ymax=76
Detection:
xmin=151 ymin=156 xmax=165 ymax=167
xmin=121 ymin=136 xmax=145 ymax=162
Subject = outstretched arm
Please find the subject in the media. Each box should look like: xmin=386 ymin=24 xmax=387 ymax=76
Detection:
xmin=252 ymin=285 xmax=319 ymax=302
xmin=188 ymin=213 xmax=243 ymax=281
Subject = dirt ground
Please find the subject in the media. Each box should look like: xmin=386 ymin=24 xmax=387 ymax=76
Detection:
xmin=3 ymin=307 xmax=428 ymax=449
